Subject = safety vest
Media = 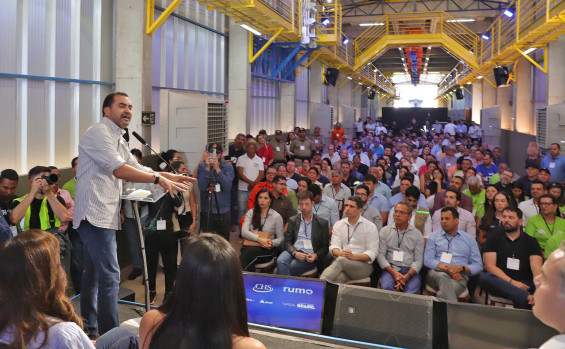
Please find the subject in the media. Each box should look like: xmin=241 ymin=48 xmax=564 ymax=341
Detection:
xmin=13 ymin=195 xmax=61 ymax=231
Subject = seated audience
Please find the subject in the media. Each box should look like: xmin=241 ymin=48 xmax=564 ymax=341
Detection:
xmin=432 ymin=175 xmax=473 ymax=214
xmin=378 ymin=201 xmax=425 ymax=294
xmin=354 ymin=184 xmax=383 ymax=230
xmin=0 ymin=229 xmax=138 ymax=348
xmin=139 ymin=234 xmax=265 ymax=349
xmin=320 ymin=196 xmax=379 ymax=284
xmin=276 ymin=191 xmax=329 ymax=276
xmin=525 ymin=194 xmax=565 ymax=251
xmin=240 ymin=189 xmax=284 ymax=271
xmin=388 ymin=186 xmax=431 ymax=237
xmin=478 ymin=192 xmax=513 ymax=246
xmin=431 ymin=189 xmax=476 ymax=238
xmin=480 ymin=207 xmax=542 ymax=309
xmin=424 ymin=207 xmax=483 ymax=302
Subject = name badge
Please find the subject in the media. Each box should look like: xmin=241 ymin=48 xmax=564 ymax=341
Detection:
xmin=262 ymin=156 xmax=266 ymax=162
xmin=393 ymin=250 xmax=404 ymax=262
xmin=446 ymin=163 xmax=451 ymax=167
xmin=303 ymin=240 xmax=313 ymax=250
xmin=549 ymin=162 xmax=556 ymax=169
xmin=440 ymin=252 xmax=453 ymax=264
xmin=157 ymin=220 xmax=166 ymax=231
xmin=507 ymin=257 xmax=520 ymax=270
xmin=276 ymin=146 xmax=280 ymax=152
xmin=300 ymin=145 xmax=305 ymax=150
xmin=314 ymin=139 xmax=319 ymax=143
xmin=253 ymin=163 xmax=259 ymax=167
xmin=231 ymin=157 xmax=237 ymax=162
xmin=10 ymin=226 xmax=17 ymax=237
xmin=538 ymin=229 xmax=546 ymax=236
xmin=215 ymin=183 xmax=221 ymax=192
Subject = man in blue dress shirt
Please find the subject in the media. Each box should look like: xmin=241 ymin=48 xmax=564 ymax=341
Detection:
xmin=424 ymin=207 xmax=483 ymax=302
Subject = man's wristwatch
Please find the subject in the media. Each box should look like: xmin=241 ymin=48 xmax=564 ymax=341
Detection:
xmin=154 ymin=173 xmax=161 ymax=184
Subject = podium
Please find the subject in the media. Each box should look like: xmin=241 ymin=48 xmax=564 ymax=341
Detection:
xmin=122 ymin=184 xmax=166 ymax=312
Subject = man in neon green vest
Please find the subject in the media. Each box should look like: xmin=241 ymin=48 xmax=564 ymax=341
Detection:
xmin=9 ymin=166 xmax=69 ymax=231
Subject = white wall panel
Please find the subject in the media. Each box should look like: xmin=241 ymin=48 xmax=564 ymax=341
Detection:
xmin=0 ymin=0 xmax=113 ymax=172
xmin=249 ymin=78 xmax=280 ymax=135
xmin=0 ymin=1 xmax=18 ymax=73
xmin=28 ymin=0 xmax=47 ymax=76
xmin=27 ymin=80 xmax=47 ymax=167
xmin=0 ymin=79 xmax=18 ymax=169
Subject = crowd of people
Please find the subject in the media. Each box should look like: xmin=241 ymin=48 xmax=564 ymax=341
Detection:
xmin=1 ymin=92 xmax=565 ymax=347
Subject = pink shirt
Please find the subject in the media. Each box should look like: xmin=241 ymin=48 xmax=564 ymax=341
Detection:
xmin=56 ymin=188 xmax=74 ymax=232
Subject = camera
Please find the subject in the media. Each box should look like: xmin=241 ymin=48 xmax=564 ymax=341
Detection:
xmin=41 ymin=174 xmax=59 ymax=185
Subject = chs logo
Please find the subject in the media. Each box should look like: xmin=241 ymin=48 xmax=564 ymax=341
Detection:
xmin=283 ymin=287 xmax=313 ymax=295
xmin=253 ymin=284 xmax=273 ymax=293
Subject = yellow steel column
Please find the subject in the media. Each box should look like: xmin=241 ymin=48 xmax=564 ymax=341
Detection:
xmin=249 ymin=28 xmax=284 ymax=64
xmin=146 ymin=0 xmax=183 ymax=35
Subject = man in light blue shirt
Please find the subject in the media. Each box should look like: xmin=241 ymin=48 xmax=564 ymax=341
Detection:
xmin=424 ymin=207 xmax=483 ymax=302
xmin=541 ymin=143 xmax=565 ymax=183
xmin=389 ymin=176 xmax=428 ymax=209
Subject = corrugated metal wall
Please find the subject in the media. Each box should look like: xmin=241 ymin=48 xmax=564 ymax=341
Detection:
xmin=0 ymin=0 xmax=113 ymax=172
xmin=151 ymin=0 xmax=227 ymax=148
xmin=295 ymin=68 xmax=310 ymax=128
xmin=249 ymin=78 xmax=280 ymax=135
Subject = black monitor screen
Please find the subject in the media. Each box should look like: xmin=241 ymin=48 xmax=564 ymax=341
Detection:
xmin=243 ymin=273 xmax=326 ymax=333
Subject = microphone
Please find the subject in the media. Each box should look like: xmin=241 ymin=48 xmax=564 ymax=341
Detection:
xmin=131 ymin=131 xmax=179 ymax=174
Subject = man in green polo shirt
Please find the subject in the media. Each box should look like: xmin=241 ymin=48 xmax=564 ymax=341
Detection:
xmin=526 ymin=194 xmax=565 ymax=251
xmin=62 ymin=156 xmax=78 ymax=200
xmin=463 ymin=176 xmax=485 ymax=217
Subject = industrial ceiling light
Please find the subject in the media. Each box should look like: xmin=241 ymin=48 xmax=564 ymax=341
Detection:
xmin=342 ymin=37 xmax=349 ymax=44
xmin=240 ymin=24 xmax=261 ymax=36
xmin=481 ymin=34 xmax=490 ymax=40
xmin=322 ymin=18 xmax=331 ymax=25
xmin=504 ymin=9 xmax=514 ymax=17
xmin=373 ymin=69 xmax=378 ymax=72
xmin=359 ymin=22 xmax=385 ymax=26
xmin=523 ymin=47 xmax=537 ymax=54
xmin=447 ymin=18 xmax=476 ymax=23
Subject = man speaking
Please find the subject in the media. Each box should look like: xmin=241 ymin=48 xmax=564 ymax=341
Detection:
xmin=74 ymin=92 xmax=193 ymax=338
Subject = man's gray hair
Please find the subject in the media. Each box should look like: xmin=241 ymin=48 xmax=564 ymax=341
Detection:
xmin=467 ymin=176 xmax=482 ymax=187
xmin=331 ymin=169 xmax=343 ymax=177
xmin=395 ymin=201 xmax=413 ymax=214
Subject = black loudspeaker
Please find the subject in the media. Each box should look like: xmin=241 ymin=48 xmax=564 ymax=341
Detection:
xmin=368 ymin=90 xmax=376 ymax=100
xmin=332 ymin=285 xmax=447 ymax=349
xmin=493 ymin=66 xmax=509 ymax=86
xmin=325 ymin=68 xmax=339 ymax=86
xmin=455 ymin=89 xmax=464 ymax=100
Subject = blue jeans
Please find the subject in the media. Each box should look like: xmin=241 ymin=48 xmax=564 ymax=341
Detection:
xmin=276 ymin=251 xmax=317 ymax=276
xmin=238 ymin=190 xmax=250 ymax=221
xmin=480 ymin=271 xmax=535 ymax=309
xmin=94 ymin=327 xmax=139 ymax=349
xmin=123 ymin=216 xmax=147 ymax=270
xmin=380 ymin=266 xmax=421 ymax=294
xmin=78 ymin=220 xmax=120 ymax=336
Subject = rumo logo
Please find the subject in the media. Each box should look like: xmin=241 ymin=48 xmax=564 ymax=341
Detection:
xmin=253 ymin=284 xmax=273 ymax=293
xmin=283 ymin=287 xmax=313 ymax=295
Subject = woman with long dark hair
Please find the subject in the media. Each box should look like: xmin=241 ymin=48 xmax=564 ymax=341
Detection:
xmin=0 ymin=230 xmax=137 ymax=348
xmin=139 ymin=234 xmax=265 ymax=349
xmin=476 ymin=184 xmax=498 ymax=226
xmin=239 ymin=189 xmax=284 ymax=271
xmin=478 ymin=192 xmax=514 ymax=246
xmin=287 ymin=177 xmax=312 ymax=211
xmin=159 ymin=149 xmax=181 ymax=171
xmin=547 ymin=182 xmax=565 ymax=218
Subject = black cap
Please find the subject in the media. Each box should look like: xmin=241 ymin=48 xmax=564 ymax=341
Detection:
xmin=298 ymin=127 xmax=306 ymax=132
xmin=275 ymin=130 xmax=282 ymax=135
xmin=539 ymin=167 xmax=551 ymax=174
xmin=525 ymin=162 xmax=539 ymax=169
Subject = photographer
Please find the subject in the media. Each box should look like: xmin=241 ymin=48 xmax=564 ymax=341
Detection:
xmin=197 ymin=143 xmax=234 ymax=241
xmin=9 ymin=166 xmax=70 ymax=273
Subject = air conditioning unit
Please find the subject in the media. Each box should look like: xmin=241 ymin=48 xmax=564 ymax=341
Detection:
xmin=536 ymin=103 xmax=565 ymax=151
xmin=165 ymin=90 xmax=227 ymax=170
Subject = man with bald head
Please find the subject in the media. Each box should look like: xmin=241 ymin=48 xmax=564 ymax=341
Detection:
xmin=533 ymin=242 xmax=565 ymax=348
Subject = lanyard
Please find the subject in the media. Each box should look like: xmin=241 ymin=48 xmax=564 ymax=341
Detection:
xmin=347 ymin=222 xmax=360 ymax=243
xmin=395 ymin=228 xmax=406 ymax=250
xmin=259 ymin=209 xmax=269 ymax=231
xmin=542 ymin=216 xmax=555 ymax=236
xmin=505 ymin=233 xmax=522 ymax=258
xmin=301 ymin=219 xmax=312 ymax=239
xmin=444 ymin=234 xmax=455 ymax=253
